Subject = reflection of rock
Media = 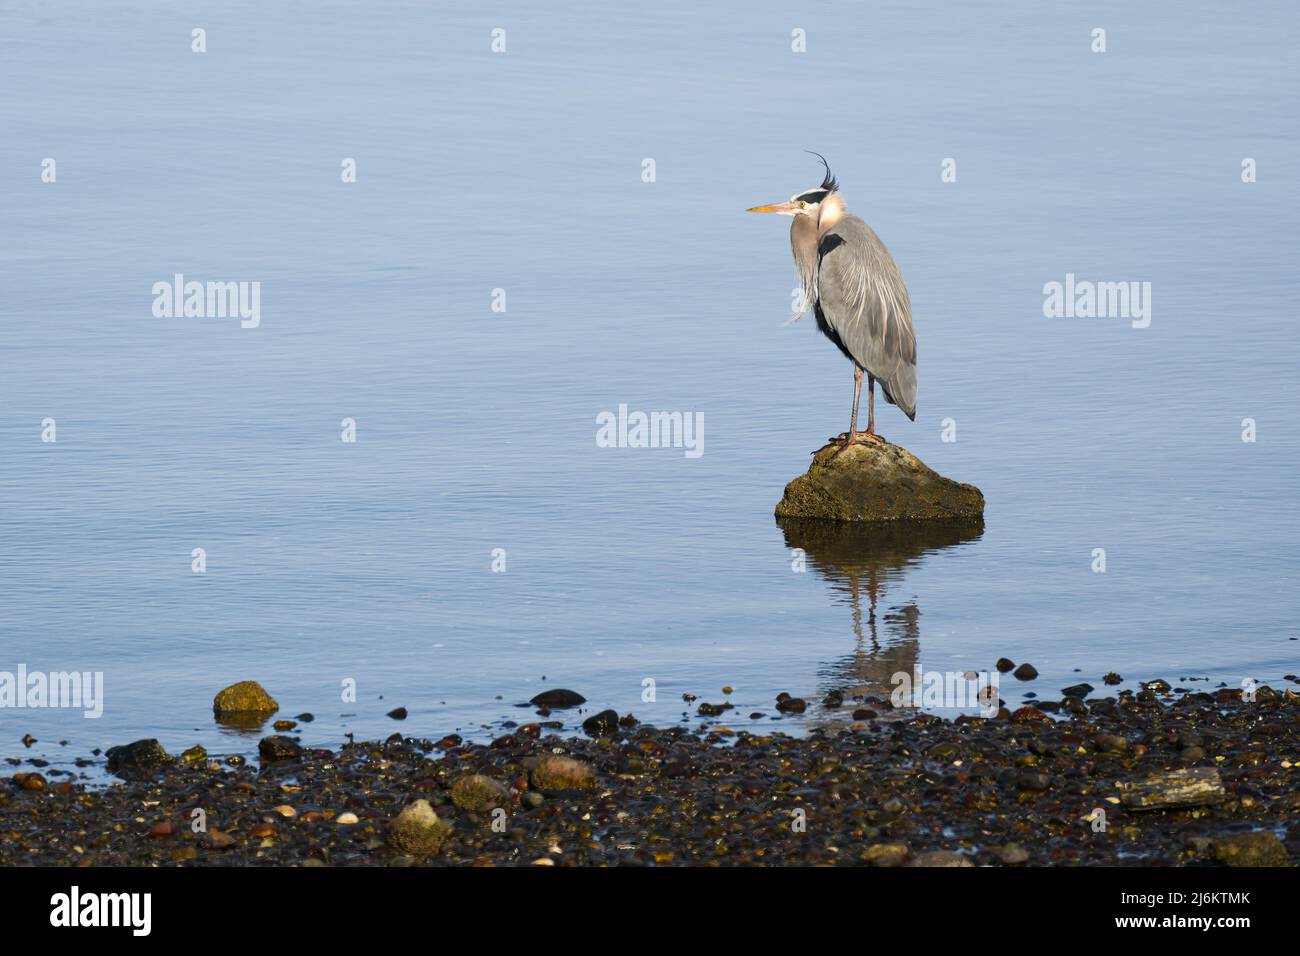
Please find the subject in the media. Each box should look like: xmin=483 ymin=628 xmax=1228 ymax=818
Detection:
xmin=775 ymin=442 xmax=984 ymax=522
xmin=215 ymin=712 xmax=276 ymax=732
xmin=778 ymin=517 xmax=982 ymax=699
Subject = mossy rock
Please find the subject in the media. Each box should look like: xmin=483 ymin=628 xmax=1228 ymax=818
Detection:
xmin=387 ymin=799 xmax=453 ymax=857
xmin=529 ymin=755 xmax=596 ymax=792
xmin=1210 ymin=832 xmax=1291 ymax=867
xmin=775 ymin=441 xmax=984 ymax=523
xmin=861 ymin=843 xmax=910 ymax=867
xmin=450 ymin=774 xmax=511 ymax=813
xmin=213 ymin=680 xmax=279 ymax=717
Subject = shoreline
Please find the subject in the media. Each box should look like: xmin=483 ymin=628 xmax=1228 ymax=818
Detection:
xmin=2 ymin=682 xmax=1297 ymax=867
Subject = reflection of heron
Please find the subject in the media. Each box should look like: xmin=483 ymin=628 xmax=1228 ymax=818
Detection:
xmin=777 ymin=517 xmax=982 ymax=698
xmin=748 ymin=153 xmax=917 ymax=450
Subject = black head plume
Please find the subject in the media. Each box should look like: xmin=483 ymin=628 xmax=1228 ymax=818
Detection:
xmin=805 ymin=150 xmax=838 ymax=193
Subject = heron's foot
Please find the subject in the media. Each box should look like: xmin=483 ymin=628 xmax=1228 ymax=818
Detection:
xmin=827 ymin=430 xmax=886 ymax=455
xmin=829 ymin=430 xmax=886 ymax=445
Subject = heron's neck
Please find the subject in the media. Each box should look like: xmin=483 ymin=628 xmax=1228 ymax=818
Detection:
xmin=817 ymin=193 xmax=846 ymax=233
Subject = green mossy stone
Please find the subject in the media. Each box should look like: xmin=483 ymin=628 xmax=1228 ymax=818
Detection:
xmin=529 ymin=755 xmax=596 ymax=792
xmin=1210 ymin=832 xmax=1291 ymax=867
xmin=450 ymin=774 xmax=511 ymax=813
xmin=775 ymin=441 xmax=984 ymax=523
xmin=387 ymin=799 xmax=453 ymax=857
xmin=213 ymin=680 xmax=279 ymax=716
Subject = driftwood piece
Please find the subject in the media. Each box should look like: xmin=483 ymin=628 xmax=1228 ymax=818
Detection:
xmin=1115 ymin=767 xmax=1224 ymax=810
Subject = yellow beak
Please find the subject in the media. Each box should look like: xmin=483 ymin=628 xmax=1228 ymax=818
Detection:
xmin=746 ymin=200 xmax=796 ymax=213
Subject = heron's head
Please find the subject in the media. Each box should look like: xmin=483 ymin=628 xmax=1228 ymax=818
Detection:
xmin=747 ymin=152 xmax=839 ymax=218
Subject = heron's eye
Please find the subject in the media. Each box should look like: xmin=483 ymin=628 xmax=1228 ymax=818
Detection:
xmin=798 ymin=200 xmax=808 ymax=209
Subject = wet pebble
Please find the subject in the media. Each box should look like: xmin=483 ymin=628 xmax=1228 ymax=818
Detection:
xmin=582 ymin=709 xmax=620 ymax=736
xmin=1016 ymin=770 xmax=1051 ymax=791
xmin=15 ymin=772 xmax=47 ymax=791
xmin=861 ymin=843 xmax=910 ymax=867
xmin=105 ymin=739 xmax=174 ymax=780
xmin=1011 ymin=706 xmax=1050 ymax=723
xmin=908 ymin=850 xmax=973 ymax=868
xmin=258 ymin=736 xmax=303 ymax=761
xmin=998 ymin=842 xmax=1030 ymax=865
xmin=204 ymin=829 xmax=235 ymax=850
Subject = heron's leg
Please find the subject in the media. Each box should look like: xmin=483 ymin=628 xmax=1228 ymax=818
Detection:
xmin=867 ymin=374 xmax=876 ymax=435
xmin=855 ymin=375 xmax=885 ymax=443
xmin=849 ymin=366 xmax=863 ymax=436
xmin=832 ymin=367 xmax=867 ymax=453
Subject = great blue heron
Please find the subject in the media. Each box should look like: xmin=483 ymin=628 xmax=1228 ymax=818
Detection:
xmin=748 ymin=154 xmax=916 ymax=450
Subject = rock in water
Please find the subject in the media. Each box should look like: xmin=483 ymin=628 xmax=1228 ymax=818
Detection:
xmin=581 ymin=709 xmax=620 ymax=736
xmin=775 ymin=441 xmax=984 ymax=522
xmin=529 ymin=688 xmax=586 ymax=709
xmin=105 ymin=739 xmax=174 ymax=780
xmin=213 ymin=680 xmax=279 ymax=717
xmin=258 ymin=735 xmax=303 ymax=761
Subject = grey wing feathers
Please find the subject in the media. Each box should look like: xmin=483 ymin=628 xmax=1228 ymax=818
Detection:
xmin=815 ymin=216 xmax=917 ymax=419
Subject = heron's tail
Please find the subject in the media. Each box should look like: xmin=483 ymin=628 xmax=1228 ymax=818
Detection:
xmin=880 ymin=365 xmax=917 ymax=421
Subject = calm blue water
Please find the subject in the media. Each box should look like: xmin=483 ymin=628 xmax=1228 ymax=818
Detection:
xmin=2 ymin=1 xmax=1297 ymax=777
